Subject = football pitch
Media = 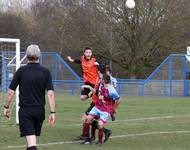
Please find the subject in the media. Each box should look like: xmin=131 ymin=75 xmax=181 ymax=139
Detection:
xmin=0 ymin=94 xmax=190 ymax=150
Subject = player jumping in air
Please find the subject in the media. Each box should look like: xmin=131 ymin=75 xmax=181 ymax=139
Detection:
xmin=67 ymin=47 xmax=99 ymax=101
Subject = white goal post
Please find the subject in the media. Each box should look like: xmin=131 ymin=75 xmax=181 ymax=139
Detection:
xmin=0 ymin=38 xmax=20 ymax=124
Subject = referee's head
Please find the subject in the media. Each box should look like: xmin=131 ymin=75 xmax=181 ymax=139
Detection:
xmin=26 ymin=44 xmax=41 ymax=62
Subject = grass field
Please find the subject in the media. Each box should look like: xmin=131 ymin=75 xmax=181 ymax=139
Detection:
xmin=0 ymin=94 xmax=190 ymax=150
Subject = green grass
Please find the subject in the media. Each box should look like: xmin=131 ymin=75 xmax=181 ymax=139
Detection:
xmin=0 ymin=95 xmax=190 ymax=150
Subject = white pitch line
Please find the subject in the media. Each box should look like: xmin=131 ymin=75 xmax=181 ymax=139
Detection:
xmin=114 ymin=114 xmax=190 ymax=123
xmin=110 ymin=130 xmax=190 ymax=138
xmin=1 ymin=114 xmax=190 ymax=128
xmin=4 ymin=130 xmax=190 ymax=149
xmin=73 ymin=114 xmax=190 ymax=126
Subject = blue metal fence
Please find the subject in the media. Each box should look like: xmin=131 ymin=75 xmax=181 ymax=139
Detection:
xmin=2 ymin=51 xmax=189 ymax=96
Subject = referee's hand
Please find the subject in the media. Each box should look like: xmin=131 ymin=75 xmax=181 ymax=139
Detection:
xmin=3 ymin=108 xmax=11 ymax=118
xmin=48 ymin=113 xmax=55 ymax=127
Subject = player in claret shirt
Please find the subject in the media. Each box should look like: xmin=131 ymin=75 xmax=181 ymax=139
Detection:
xmin=82 ymin=75 xmax=121 ymax=146
xmin=75 ymin=65 xmax=112 ymax=144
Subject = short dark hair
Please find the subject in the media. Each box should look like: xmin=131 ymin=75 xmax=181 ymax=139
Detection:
xmin=103 ymin=75 xmax=111 ymax=84
xmin=106 ymin=65 xmax=112 ymax=73
xmin=84 ymin=47 xmax=92 ymax=52
xmin=98 ymin=64 xmax=106 ymax=74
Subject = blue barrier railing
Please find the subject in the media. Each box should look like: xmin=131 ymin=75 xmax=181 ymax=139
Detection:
xmin=2 ymin=51 xmax=189 ymax=97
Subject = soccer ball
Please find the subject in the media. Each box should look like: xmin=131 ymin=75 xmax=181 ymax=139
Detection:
xmin=125 ymin=0 xmax=135 ymax=9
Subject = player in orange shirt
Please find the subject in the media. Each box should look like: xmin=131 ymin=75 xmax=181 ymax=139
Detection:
xmin=67 ymin=47 xmax=99 ymax=101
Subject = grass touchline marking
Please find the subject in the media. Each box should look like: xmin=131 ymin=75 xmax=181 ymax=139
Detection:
xmin=4 ymin=130 xmax=190 ymax=149
xmin=73 ymin=114 xmax=190 ymax=126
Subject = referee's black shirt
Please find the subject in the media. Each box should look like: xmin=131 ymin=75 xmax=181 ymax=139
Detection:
xmin=9 ymin=63 xmax=54 ymax=107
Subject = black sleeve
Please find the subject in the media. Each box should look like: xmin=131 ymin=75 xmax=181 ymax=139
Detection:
xmin=46 ymin=70 xmax=54 ymax=91
xmin=95 ymin=58 xmax=104 ymax=66
xmin=73 ymin=58 xmax=81 ymax=64
xmin=9 ymin=69 xmax=21 ymax=91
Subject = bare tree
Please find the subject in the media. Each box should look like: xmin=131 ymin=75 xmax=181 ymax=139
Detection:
xmin=1 ymin=0 xmax=190 ymax=78
xmin=87 ymin=0 xmax=190 ymax=78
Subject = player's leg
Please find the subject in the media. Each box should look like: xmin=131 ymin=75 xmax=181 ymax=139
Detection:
xmin=74 ymin=102 xmax=95 ymax=140
xmin=81 ymin=107 xmax=99 ymax=144
xmin=91 ymin=119 xmax=98 ymax=140
xmin=96 ymin=111 xmax=110 ymax=146
xmin=110 ymin=112 xmax=116 ymax=121
xmin=82 ymin=102 xmax=95 ymax=138
xmin=97 ymin=120 xmax=105 ymax=146
xmin=104 ymin=128 xmax=112 ymax=143
xmin=80 ymin=95 xmax=89 ymax=101
xmin=91 ymin=117 xmax=112 ymax=143
xmin=80 ymin=82 xmax=94 ymax=101
xmin=80 ymin=114 xmax=94 ymax=144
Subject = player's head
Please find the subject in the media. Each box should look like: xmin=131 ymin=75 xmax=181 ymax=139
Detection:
xmin=106 ymin=65 xmax=112 ymax=76
xmin=26 ymin=44 xmax=41 ymax=62
xmin=103 ymin=74 xmax=111 ymax=84
xmin=83 ymin=47 xmax=92 ymax=60
xmin=98 ymin=64 xmax=106 ymax=79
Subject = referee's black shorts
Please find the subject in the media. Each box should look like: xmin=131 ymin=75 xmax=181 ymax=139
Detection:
xmin=81 ymin=82 xmax=95 ymax=96
xmin=19 ymin=107 xmax=45 ymax=137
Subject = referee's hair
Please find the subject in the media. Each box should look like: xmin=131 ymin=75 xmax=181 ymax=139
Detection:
xmin=26 ymin=44 xmax=41 ymax=61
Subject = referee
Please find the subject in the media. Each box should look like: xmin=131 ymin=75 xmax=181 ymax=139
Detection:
xmin=3 ymin=45 xmax=55 ymax=150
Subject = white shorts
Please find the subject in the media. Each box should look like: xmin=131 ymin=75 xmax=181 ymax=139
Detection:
xmin=89 ymin=107 xmax=110 ymax=123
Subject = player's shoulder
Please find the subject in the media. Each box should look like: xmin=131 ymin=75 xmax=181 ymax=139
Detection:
xmin=17 ymin=65 xmax=27 ymax=72
xmin=107 ymin=84 xmax=117 ymax=93
xmin=39 ymin=65 xmax=51 ymax=73
xmin=111 ymin=76 xmax=117 ymax=82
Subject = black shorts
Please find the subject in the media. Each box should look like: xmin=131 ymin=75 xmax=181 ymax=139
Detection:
xmin=85 ymin=102 xmax=95 ymax=115
xmin=81 ymin=82 xmax=95 ymax=96
xmin=19 ymin=107 xmax=45 ymax=137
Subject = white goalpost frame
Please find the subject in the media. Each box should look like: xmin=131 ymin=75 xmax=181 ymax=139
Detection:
xmin=186 ymin=47 xmax=190 ymax=62
xmin=0 ymin=38 xmax=20 ymax=124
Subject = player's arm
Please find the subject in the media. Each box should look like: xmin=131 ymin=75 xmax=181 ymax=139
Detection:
xmin=81 ymin=85 xmax=96 ymax=94
xmin=67 ymin=56 xmax=81 ymax=64
xmin=110 ymin=88 xmax=121 ymax=112
xmin=112 ymin=78 xmax=117 ymax=88
xmin=94 ymin=58 xmax=103 ymax=66
xmin=113 ymin=97 xmax=121 ymax=113
xmin=94 ymin=61 xmax=99 ymax=66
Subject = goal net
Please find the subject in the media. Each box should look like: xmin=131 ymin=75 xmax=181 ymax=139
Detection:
xmin=0 ymin=38 xmax=20 ymax=125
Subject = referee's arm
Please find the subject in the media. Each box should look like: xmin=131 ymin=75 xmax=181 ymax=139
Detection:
xmin=47 ymin=90 xmax=55 ymax=127
xmin=3 ymin=89 xmax=15 ymax=118
xmin=4 ymin=69 xmax=20 ymax=118
xmin=5 ymin=89 xmax=15 ymax=107
xmin=47 ymin=90 xmax=55 ymax=113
